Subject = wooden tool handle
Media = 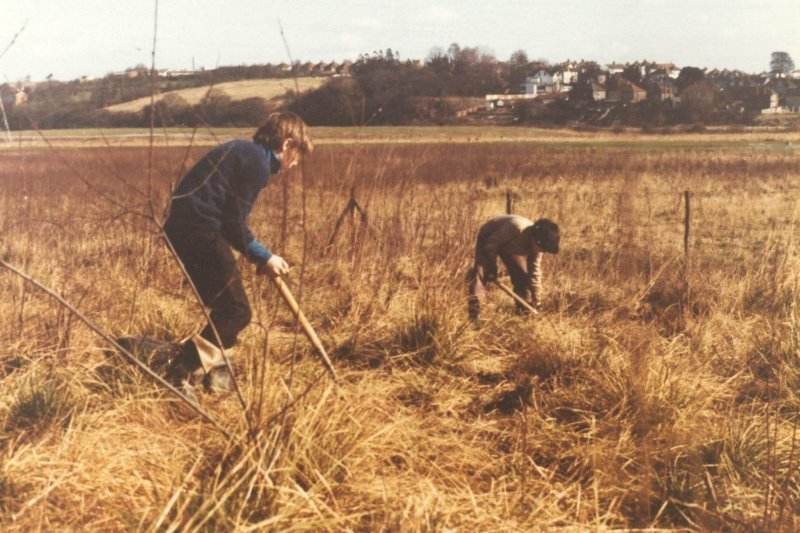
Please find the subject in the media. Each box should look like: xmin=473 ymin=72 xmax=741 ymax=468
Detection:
xmin=272 ymin=275 xmax=338 ymax=381
xmin=493 ymin=280 xmax=539 ymax=315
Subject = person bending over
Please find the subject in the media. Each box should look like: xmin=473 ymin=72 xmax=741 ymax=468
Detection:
xmin=467 ymin=215 xmax=560 ymax=323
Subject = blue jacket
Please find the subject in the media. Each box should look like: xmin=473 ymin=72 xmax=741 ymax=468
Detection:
xmin=164 ymin=139 xmax=280 ymax=264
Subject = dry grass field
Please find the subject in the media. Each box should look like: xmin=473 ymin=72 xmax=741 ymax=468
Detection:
xmin=104 ymin=77 xmax=327 ymax=113
xmin=0 ymin=128 xmax=799 ymax=530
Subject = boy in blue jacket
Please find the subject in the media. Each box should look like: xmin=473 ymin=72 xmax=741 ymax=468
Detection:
xmin=163 ymin=112 xmax=312 ymax=395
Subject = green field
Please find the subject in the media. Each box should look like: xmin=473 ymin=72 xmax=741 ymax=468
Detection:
xmin=3 ymin=125 xmax=800 ymax=151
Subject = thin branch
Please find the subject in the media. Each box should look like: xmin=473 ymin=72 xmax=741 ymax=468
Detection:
xmin=0 ymin=257 xmax=232 ymax=439
xmin=277 ymin=19 xmax=301 ymax=95
xmin=0 ymin=21 xmax=27 ymax=143
xmin=0 ymin=20 xmax=27 ymax=62
xmin=147 ymin=0 xmax=160 ymax=220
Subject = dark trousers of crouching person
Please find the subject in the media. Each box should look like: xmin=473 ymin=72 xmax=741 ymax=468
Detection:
xmin=166 ymin=229 xmax=252 ymax=374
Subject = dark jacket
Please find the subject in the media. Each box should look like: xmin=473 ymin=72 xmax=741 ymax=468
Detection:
xmin=164 ymin=139 xmax=281 ymax=263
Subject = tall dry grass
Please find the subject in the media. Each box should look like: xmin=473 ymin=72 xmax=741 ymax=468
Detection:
xmin=0 ymin=135 xmax=799 ymax=530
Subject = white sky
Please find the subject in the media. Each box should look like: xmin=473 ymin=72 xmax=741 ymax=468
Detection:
xmin=1 ymin=0 xmax=798 ymax=82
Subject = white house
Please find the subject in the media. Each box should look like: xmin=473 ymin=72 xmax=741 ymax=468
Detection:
xmin=607 ymin=62 xmax=626 ymax=75
xmin=524 ymin=70 xmax=554 ymax=96
xmin=763 ymin=90 xmax=800 ymax=114
xmin=591 ymin=82 xmax=607 ymax=101
xmin=554 ymin=68 xmax=579 ymax=85
xmin=553 ymin=68 xmax=579 ymax=93
xmin=159 ymin=69 xmax=195 ymax=78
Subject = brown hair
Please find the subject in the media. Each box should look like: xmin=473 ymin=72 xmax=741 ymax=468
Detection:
xmin=252 ymin=112 xmax=314 ymax=154
xmin=525 ymin=218 xmax=560 ymax=254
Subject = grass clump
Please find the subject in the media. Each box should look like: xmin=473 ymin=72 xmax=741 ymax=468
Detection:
xmin=4 ymin=376 xmax=76 ymax=438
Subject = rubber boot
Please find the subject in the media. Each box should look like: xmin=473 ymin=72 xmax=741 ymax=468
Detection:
xmin=164 ymin=341 xmax=202 ymax=404
xmin=187 ymin=335 xmax=235 ymax=395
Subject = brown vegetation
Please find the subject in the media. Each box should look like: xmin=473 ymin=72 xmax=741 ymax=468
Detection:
xmin=0 ymin=133 xmax=798 ymax=530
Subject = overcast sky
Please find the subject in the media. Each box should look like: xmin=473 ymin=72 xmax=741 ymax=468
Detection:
xmin=1 ymin=0 xmax=798 ymax=81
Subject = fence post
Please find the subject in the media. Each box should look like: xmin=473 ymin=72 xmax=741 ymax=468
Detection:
xmin=506 ymin=190 xmax=513 ymax=214
xmin=683 ymin=190 xmax=691 ymax=259
xmin=683 ymin=190 xmax=692 ymax=305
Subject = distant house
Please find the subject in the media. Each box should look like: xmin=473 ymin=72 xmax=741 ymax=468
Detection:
xmin=649 ymin=79 xmax=679 ymax=102
xmin=524 ymin=70 xmax=555 ymax=96
xmin=764 ymin=77 xmax=799 ymax=94
xmin=607 ymin=62 xmax=626 ymax=75
xmin=321 ymin=62 xmax=338 ymax=75
xmin=554 ymin=67 xmax=579 ymax=86
xmin=14 ymin=89 xmax=28 ymax=106
xmin=591 ymin=82 xmax=607 ymax=101
xmin=654 ymin=62 xmax=681 ymax=79
xmin=620 ymin=78 xmax=647 ymax=103
xmin=126 ymin=67 xmax=148 ymax=79
xmin=336 ymin=60 xmax=353 ymax=76
xmin=606 ymin=77 xmax=647 ymax=103
xmin=159 ymin=69 xmax=195 ymax=78
xmin=763 ymin=89 xmax=800 ymax=113
xmin=299 ymin=62 xmax=315 ymax=75
xmin=485 ymin=93 xmax=537 ymax=110
xmin=528 ymin=70 xmax=554 ymax=86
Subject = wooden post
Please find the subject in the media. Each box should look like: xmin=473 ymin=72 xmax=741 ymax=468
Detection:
xmin=506 ymin=190 xmax=513 ymax=214
xmin=683 ymin=190 xmax=692 ymax=304
xmin=683 ymin=190 xmax=691 ymax=258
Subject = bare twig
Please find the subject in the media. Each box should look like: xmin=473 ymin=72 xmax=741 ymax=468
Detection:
xmin=0 ymin=21 xmax=28 ymax=143
xmin=147 ymin=0 xmax=160 ymax=220
xmin=0 ymin=20 xmax=27 ymax=62
xmin=0 ymin=257 xmax=232 ymax=439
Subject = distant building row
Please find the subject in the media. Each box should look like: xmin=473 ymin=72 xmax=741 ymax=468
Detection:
xmin=491 ymin=60 xmax=800 ymax=114
xmin=107 ymin=61 xmax=355 ymax=80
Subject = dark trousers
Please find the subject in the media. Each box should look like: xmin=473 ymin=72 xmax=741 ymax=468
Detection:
xmin=468 ymin=252 xmax=532 ymax=320
xmin=166 ymin=230 xmax=252 ymax=349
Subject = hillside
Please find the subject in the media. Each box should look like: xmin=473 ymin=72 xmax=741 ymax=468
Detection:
xmin=104 ymin=77 xmax=328 ymax=113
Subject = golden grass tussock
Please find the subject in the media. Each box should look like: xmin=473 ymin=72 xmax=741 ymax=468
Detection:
xmin=1 ymin=131 xmax=799 ymax=530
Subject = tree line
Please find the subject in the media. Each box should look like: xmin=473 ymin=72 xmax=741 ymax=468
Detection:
xmin=2 ymin=47 xmax=795 ymax=129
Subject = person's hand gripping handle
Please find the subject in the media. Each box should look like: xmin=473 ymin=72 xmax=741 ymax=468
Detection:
xmin=258 ymin=254 xmax=291 ymax=277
